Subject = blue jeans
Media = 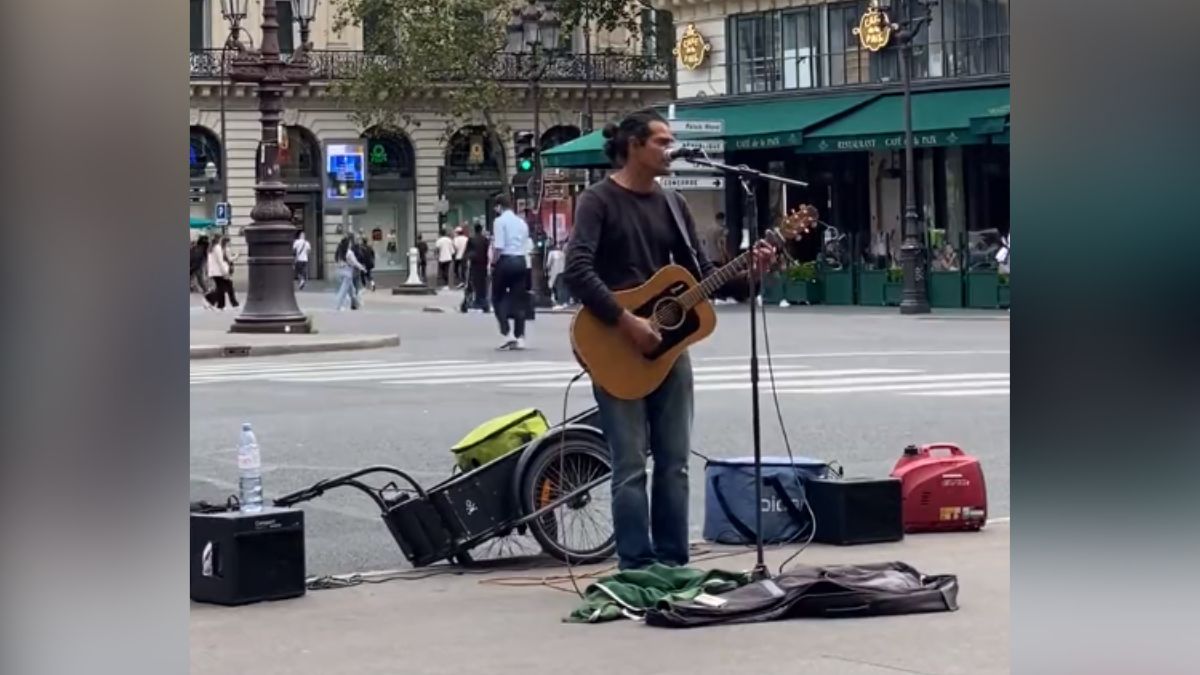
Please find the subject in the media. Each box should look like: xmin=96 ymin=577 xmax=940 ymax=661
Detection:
xmin=334 ymin=266 xmax=357 ymax=309
xmin=593 ymin=352 xmax=694 ymax=570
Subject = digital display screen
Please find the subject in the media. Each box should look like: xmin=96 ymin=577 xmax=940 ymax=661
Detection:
xmin=325 ymin=143 xmax=366 ymax=200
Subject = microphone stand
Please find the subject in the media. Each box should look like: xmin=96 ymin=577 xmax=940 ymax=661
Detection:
xmin=686 ymin=154 xmax=807 ymax=581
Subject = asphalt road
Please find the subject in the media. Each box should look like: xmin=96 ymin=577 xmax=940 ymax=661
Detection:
xmin=190 ymin=295 xmax=1009 ymax=576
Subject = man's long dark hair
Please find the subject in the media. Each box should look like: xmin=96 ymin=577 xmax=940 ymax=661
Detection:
xmin=602 ymin=108 xmax=666 ymax=168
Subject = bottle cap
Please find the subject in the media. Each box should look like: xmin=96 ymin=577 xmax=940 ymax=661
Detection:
xmin=903 ymin=444 xmax=919 ymax=456
xmin=242 ymin=422 xmax=252 ymax=431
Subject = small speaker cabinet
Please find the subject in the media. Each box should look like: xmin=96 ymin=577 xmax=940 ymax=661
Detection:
xmin=804 ymin=476 xmax=904 ymax=546
xmin=190 ymin=506 xmax=306 ymax=606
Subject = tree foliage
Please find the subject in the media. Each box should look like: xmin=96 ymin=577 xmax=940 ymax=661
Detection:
xmin=331 ymin=0 xmax=649 ymax=193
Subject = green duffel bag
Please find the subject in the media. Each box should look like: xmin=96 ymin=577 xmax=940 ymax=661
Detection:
xmin=451 ymin=408 xmax=550 ymax=472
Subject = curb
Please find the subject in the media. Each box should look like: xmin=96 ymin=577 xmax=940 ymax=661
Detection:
xmin=189 ymin=335 xmax=401 ymax=360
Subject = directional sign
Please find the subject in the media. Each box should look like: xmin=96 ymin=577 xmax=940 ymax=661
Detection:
xmin=670 ymin=119 xmax=724 ymax=134
xmin=659 ymin=176 xmax=725 ymax=191
xmin=679 ymin=138 xmax=725 ymax=154
xmin=214 ymin=201 xmax=231 ymax=227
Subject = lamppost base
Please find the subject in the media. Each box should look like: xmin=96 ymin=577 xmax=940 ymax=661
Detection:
xmin=899 ymin=300 xmax=931 ymax=315
xmin=229 ymin=315 xmax=314 ymax=334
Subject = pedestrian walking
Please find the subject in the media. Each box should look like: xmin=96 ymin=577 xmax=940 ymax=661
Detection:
xmin=490 ymin=195 xmax=530 ymax=350
xmin=453 ymin=226 xmax=469 ymax=288
xmin=435 ymin=228 xmax=455 ymax=288
xmin=293 ymin=230 xmax=311 ymax=290
xmin=205 ymin=235 xmax=238 ymax=310
xmin=334 ymin=234 xmax=368 ymax=311
xmin=415 ymin=233 xmax=429 ymax=283
xmin=463 ymin=223 xmax=491 ymax=312
xmin=356 ymin=236 xmax=376 ymax=291
xmin=190 ymin=235 xmax=211 ymax=298
xmin=547 ymin=242 xmax=570 ymax=308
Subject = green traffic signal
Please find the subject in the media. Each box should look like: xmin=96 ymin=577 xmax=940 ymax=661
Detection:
xmin=518 ymin=157 xmax=533 ymax=172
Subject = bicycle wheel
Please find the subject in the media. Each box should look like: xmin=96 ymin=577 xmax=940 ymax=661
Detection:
xmin=519 ymin=432 xmax=614 ymax=564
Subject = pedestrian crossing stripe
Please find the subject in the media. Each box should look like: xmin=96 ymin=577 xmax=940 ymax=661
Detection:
xmin=190 ymin=358 xmax=1008 ymax=397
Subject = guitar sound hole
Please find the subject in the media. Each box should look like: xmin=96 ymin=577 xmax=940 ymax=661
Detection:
xmin=652 ymin=297 xmax=686 ymax=331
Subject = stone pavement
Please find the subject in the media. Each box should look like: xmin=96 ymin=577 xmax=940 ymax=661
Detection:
xmin=189 ymin=522 xmax=1009 ymax=675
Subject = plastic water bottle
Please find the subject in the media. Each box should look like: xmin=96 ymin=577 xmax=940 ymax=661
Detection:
xmin=238 ymin=423 xmax=263 ymax=512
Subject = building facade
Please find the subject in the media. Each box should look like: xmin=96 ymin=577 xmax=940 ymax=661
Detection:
xmin=189 ymin=0 xmax=676 ymax=284
xmin=548 ymin=0 xmax=1009 ymax=280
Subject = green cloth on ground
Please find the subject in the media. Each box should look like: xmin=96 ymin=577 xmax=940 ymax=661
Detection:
xmin=565 ymin=564 xmax=752 ymax=624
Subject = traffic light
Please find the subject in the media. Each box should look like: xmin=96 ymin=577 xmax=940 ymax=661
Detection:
xmin=514 ymin=130 xmax=536 ymax=174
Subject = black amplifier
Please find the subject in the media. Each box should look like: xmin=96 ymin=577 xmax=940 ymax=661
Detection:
xmin=803 ymin=476 xmax=904 ymax=546
xmin=190 ymin=506 xmax=306 ymax=606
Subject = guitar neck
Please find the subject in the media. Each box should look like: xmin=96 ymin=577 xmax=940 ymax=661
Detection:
xmin=679 ymin=247 xmax=756 ymax=310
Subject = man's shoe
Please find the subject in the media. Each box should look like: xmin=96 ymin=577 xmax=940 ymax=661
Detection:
xmin=514 ymin=337 xmax=526 ymax=350
xmin=497 ymin=339 xmax=518 ymax=351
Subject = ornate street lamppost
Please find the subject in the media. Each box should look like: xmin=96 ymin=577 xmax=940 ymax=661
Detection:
xmin=855 ymin=0 xmax=935 ymax=314
xmin=509 ymin=0 xmax=561 ymax=309
xmin=220 ymin=0 xmax=319 ymax=334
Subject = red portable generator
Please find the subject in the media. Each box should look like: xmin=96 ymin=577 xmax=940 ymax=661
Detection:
xmin=890 ymin=443 xmax=987 ymax=533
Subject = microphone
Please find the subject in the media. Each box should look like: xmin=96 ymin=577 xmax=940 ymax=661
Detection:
xmin=664 ymin=146 xmax=707 ymax=162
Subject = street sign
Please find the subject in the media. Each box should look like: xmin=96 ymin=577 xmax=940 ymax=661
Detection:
xmin=659 ymin=176 xmax=725 ymax=191
xmin=214 ymin=201 xmax=231 ymax=227
xmin=679 ymin=138 xmax=726 ymax=154
xmin=543 ymin=182 xmax=570 ymax=200
xmin=670 ymin=119 xmax=724 ymax=134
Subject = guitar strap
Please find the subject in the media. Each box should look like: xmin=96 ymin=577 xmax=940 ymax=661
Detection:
xmin=663 ymin=188 xmax=704 ymax=278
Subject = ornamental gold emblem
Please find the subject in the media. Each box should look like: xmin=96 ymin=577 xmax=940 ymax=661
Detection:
xmin=673 ymin=23 xmax=711 ymax=71
xmin=853 ymin=1 xmax=894 ymax=53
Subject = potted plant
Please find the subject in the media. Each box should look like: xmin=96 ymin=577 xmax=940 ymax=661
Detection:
xmin=884 ymin=266 xmax=905 ymax=305
xmin=784 ymin=261 xmax=821 ymax=305
xmin=965 ymin=267 xmax=1001 ymax=308
xmin=927 ymin=229 xmax=964 ymax=308
xmin=856 ymin=264 xmax=887 ymax=306
xmin=997 ymin=272 xmax=1010 ymax=308
xmin=759 ymin=266 xmax=786 ymax=305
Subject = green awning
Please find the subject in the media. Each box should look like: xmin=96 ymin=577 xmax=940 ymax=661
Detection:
xmin=797 ymin=86 xmax=1009 ymax=153
xmin=676 ymin=92 xmax=878 ymax=152
xmin=993 ymin=128 xmax=1010 ymax=144
xmin=542 ymin=92 xmax=879 ymax=167
xmin=190 ymin=216 xmax=215 ymax=229
xmin=542 ymin=130 xmax=607 ymax=168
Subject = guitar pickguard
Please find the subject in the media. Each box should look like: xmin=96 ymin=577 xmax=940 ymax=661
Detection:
xmin=632 ymin=279 xmax=701 ymax=361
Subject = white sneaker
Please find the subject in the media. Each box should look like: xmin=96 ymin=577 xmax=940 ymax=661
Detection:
xmin=780 ymin=300 xmax=791 ymax=308
xmin=515 ymin=337 xmax=526 ymax=350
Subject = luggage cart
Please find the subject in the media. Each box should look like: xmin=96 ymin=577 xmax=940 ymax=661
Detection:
xmin=274 ymin=407 xmax=614 ymax=567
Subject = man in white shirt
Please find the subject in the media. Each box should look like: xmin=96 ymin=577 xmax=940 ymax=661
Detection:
xmin=490 ymin=195 xmax=531 ymax=350
xmin=453 ymin=226 xmax=469 ymax=288
xmin=435 ymin=229 xmax=455 ymax=287
xmin=292 ymin=231 xmax=311 ymax=290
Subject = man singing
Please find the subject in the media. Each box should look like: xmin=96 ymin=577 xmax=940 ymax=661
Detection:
xmin=564 ymin=109 xmax=772 ymax=570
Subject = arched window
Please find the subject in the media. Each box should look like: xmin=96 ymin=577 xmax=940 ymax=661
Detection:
xmin=280 ymin=126 xmax=320 ymax=180
xmin=364 ymin=131 xmax=415 ymax=179
xmin=446 ymin=126 xmax=503 ymax=172
xmin=540 ymin=125 xmax=582 ymax=153
xmin=189 ymin=126 xmax=222 ymax=179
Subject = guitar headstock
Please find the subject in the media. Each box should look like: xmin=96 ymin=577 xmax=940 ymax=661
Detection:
xmin=761 ymin=204 xmax=819 ymax=253
xmin=777 ymin=204 xmax=819 ymax=241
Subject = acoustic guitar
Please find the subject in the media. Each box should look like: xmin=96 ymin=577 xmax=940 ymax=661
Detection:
xmin=570 ymin=205 xmax=819 ymax=400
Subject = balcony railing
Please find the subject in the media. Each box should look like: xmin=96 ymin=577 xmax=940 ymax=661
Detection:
xmin=190 ymin=49 xmax=672 ymax=84
xmin=728 ymin=35 xmax=1010 ymax=95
